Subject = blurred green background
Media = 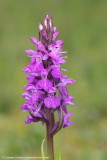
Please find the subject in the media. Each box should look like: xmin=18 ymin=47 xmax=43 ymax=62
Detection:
xmin=0 ymin=0 xmax=107 ymax=159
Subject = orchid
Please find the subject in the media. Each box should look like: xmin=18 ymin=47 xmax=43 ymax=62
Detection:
xmin=21 ymin=14 xmax=75 ymax=160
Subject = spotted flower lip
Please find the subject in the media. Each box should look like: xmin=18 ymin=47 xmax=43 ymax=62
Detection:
xmin=44 ymin=96 xmax=60 ymax=109
xmin=21 ymin=14 xmax=75 ymax=129
xmin=37 ymin=78 xmax=53 ymax=91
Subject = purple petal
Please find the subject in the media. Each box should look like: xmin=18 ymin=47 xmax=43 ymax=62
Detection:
xmin=33 ymin=112 xmax=42 ymax=118
xmin=61 ymin=51 xmax=68 ymax=54
xmin=25 ymin=50 xmax=37 ymax=55
xmin=57 ymin=76 xmax=76 ymax=87
xmin=48 ymin=44 xmax=55 ymax=50
xmin=31 ymin=92 xmax=39 ymax=104
xmin=20 ymin=103 xmax=28 ymax=110
xmin=30 ymin=58 xmax=36 ymax=64
xmin=21 ymin=93 xmax=30 ymax=100
xmin=23 ymin=66 xmax=32 ymax=73
xmin=63 ymin=112 xmax=73 ymax=122
xmin=56 ymin=83 xmax=63 ymax=88
xmin=62 ymin=105 xmax=68 ymax=113
xmin=61 ymin=68 xmax=68 ymax=71
xmin=37 ymin=79 xmax=52 ymax=91
xmin=63 ymin=112 xmax=75 ymax=128
xmin=48 ymin=87 xmax=56 ymax=93
xmin=44 ymin=96 xmax=60 ymax=109
xmin=21 ymin=101 xmax=36 ymax=111
xmin=53 ymin=32 xmax=59 ymax=41
xmin=43 ymin=53 xmax=49 ymax=60
xmin=63 ymin=96 xmax=75 ymax=105
xmin=52 ymin=67 xmax=62 ymax=78
xmin=37 ymin=42 xmax=47 ymax=53
xmin=41 ymin=69 xmax=48 ymax=78
xmin=66 ymin=79 xmax=76 ymax=85
xmin=63 ymin=121 xmax=76 ymax=128
xmin=41 ymin=30 xmax=47 ymax=37
xmin=33 ymin=63 xmax=44 ymax=73
xmin=30 ymin=37 xmax=38 ymax=44
xmin=62 ymin=87 xmax=68 ymax=96
xmin=56 ymin=58 xmax=66 ymax=64
xmin=25 ymin=116 xmax=39 ymax=124
xmin=49 ymin=52 xmax=57 ymax=59
xmin=25 ymin=84 xmax=36 ymax=91
xmin=26 ymin=74 xmax=35 ymax=83
xmin=56 ymin=40 xmax=64 ymax=46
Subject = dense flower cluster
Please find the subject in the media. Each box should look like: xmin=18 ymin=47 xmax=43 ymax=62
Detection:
xmin=21 ymin=14 xmax=75 ymax=131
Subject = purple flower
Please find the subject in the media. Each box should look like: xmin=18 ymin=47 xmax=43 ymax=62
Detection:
xmin=63 ymin=112 xmax=76 ymax=128
xmin=37 ymin=78 xmax=52 ymax=91
xmin=44 ymin=96 xmax=60 ymax=109
xmin=51 ymin=67 xmax=62 ymax=78
xmin=21 ymin=14 xmax=75 ymax=131
xmin=25 ymin=115 xmax=40 ymax=124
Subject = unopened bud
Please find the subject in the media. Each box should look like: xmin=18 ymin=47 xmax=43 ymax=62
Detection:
xmin=39 ymin=23 xmax=43 ymax=30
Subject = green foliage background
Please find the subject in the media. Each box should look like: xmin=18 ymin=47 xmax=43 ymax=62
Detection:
xmin=0 ymin=0 xmax=107 ymax=159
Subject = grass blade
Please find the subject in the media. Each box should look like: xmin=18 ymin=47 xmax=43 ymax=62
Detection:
xmin=41 ymin=138 xmax=46 ymax=160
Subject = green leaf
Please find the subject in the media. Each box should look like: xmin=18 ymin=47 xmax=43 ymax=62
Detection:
xmin=56 ymin=149 xmax=61 ymax=160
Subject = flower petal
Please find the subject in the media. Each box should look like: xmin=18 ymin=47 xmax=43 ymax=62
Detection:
xmin=63 ymin=112 xmax=75 ymax=128
xmin=63 ymin=96 xmax=75 ymax=105
xmin=33 ymin=63 xmax=44 ymax=73
xmin=52 ymin=67 xmax=62 ymax=78
xmin=37 ymin=79 xmax=52 ymax=91
xmin=53 ymin=32 xmax=59 ymax=41
xmin=25 ymin=116 xmax=39 ymax=124
xmin=25 ymin=49 xmax=37 ymax=55
xmin=31 ymin=92 xmax=40 ymax=104
xmin=63 ymin=121 xmax=76 ymax=128
xmin=44 ymin=96 xmax=60 ymax=109
xmin=56 ymin=40 xmax=64 ymax=46
xmin=30 ymin=37 xmax=38 ymax=44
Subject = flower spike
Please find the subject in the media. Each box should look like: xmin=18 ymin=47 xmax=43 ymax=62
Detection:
xmin=21 ymin=14 xmax=76 ymax=160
